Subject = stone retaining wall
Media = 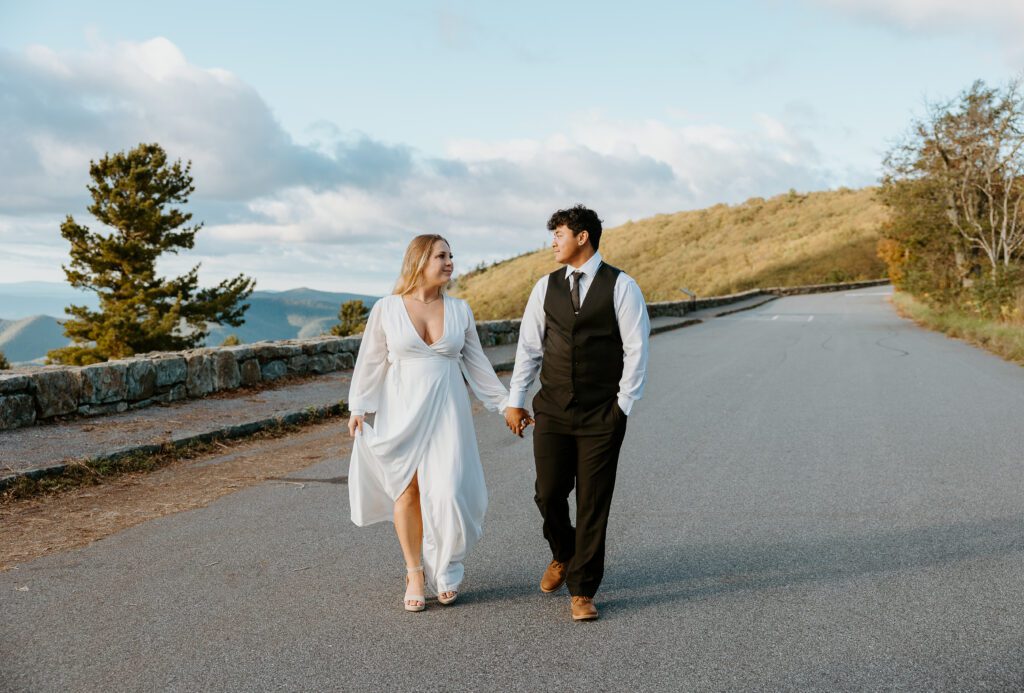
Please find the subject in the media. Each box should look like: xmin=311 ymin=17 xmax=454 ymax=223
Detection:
xmin=0 ymin=322 xmax=522 ymax=431
xmin=0 ymin=280 xmax=888 ymax=431
xmin=645 ymin=279 xmax=890 ymax=318
xmin=646 ymin=289 xmax=766 ymax=319
xmin=0 ymin=337 xmax=356 ymax=431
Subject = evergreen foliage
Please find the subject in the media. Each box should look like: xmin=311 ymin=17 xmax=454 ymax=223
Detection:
xmin=330 ymin=300 xmax=369 ymax=336
xmin=48 ymin=143 xmax=255 ymax=364
xmin=221 ymin=334 xmax=241 ymax=346
xmin=0 ymin=350 xmax=9 ymax=370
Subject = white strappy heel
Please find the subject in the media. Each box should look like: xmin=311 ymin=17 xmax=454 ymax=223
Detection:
xmin=404 ymin=566 xmax=426 ymax=612
xmin=437 ymin=589 xmax=458 ymax=605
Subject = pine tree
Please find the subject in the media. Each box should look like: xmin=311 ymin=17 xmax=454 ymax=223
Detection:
xmin=330 ymin=300 xmax=369 ymax=336
xmin=48 ymin=143 xmax=255 ymax=365
xmin=0 ymin=350 xmax=10 ymax=370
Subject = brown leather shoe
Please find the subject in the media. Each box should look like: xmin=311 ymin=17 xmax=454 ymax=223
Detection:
xmin=571 ymin=596 xmax=599 ymax=621
xmin=540 ymin=559 xmax=568 ymax=593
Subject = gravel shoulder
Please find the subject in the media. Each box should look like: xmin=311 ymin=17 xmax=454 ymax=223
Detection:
xmin=0 ymin=420 xmax=351 ymax=572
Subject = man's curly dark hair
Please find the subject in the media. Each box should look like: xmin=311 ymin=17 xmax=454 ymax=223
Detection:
xmin=547 ymin=204 xmax=604 ymax=250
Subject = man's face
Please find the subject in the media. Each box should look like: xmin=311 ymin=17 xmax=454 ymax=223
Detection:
xmin=551 ymin=224 xmax=588 ymax=265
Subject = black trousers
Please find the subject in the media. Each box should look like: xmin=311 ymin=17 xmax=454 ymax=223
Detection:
xmin=532 ymin=400 xmax=628 ymax=598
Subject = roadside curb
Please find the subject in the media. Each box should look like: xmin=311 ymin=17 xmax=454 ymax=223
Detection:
xmin=650 ymin=318 xmax=704 ymax=336
xmin=714 ymin=295 xmax=779 ymax=317
xmin=0 ymin=401 xmax=348 ymax=493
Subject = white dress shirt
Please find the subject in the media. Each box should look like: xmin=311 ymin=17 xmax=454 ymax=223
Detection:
xmin=508 ymin=251 xmax=651 ymax=416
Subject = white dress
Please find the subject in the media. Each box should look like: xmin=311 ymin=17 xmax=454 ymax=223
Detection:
xmin=347 ymin=294 xmax=509 ymax=594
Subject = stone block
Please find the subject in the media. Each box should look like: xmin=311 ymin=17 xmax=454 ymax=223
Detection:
xmin=308 ymin=354 xmax=335 ymax=374
xmin=301 ymin=337 xmax=343 ymax=355
xmin=252 ymin=342 xmax=301 ymax=362
xmin=301 ymin=340 xmax=323 ymax=356
xmin=0 ymin=373 xmax=31 ymax=394
xmin=186 ymin=352 xmax=216 ymax=397
xmin=212 ymin=350 xmax=241 ymax=391
xmin=32 ymin=368 xmax=81 ymax=418
xmin=334 ymin=352 xmax=355 ymax=370
xmin=260 ymin=360 xmax=287 ymax=381
xmin=250 ymin=342 xmax=277 ymax=361
xmin=77 ymin=401 xmax=128 ymax=417
xmin=125 ymin=359 xmax=157 ymax=401
xmin=220 ymin=345 xmax=256 ymax=361
xmin=277 ymin=343 xmax=303 ymax=359
xmin=475 ymin=325 xmax=495 ymax=347
xmin=80 ymin=362 xmax=128 ymax=404
xmin=0 ymin=393 xmax=36 ymax=429
xmin=287 ymin=354 xmax=310 ymax=373
xmin=239 ymin=359 xmax=261 ymax=386
xmin=318 ymin=338 xmax=343 ymax=354
xmin=165 ymin=384 xmax=188 ymax=402
xmin=336 ymin=336 xmax=362 ymax=353
xmin=153 ymin=355 xmax=188 ymax=388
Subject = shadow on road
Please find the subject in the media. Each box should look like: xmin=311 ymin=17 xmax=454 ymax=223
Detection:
xmin=597 ymin=515 xmax=1024 ymax=614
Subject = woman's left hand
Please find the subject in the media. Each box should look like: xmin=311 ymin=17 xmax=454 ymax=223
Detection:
xmin=348 ymin=414 xmax=365 ymax=437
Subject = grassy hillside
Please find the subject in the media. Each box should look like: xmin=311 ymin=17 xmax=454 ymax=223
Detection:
xmin=452 ymin=187 xmax=889 ymax=320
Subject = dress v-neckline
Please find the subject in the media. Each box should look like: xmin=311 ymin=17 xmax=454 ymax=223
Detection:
xmin=399 ymin=294 xmax=446 ymax=348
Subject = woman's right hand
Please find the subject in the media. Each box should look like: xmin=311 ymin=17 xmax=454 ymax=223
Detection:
xmin=348 ymin=414 xmax=365 ymax=438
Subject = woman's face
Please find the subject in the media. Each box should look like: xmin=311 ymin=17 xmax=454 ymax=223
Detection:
xmin=422 ymin=240 xmax=454 ymax=288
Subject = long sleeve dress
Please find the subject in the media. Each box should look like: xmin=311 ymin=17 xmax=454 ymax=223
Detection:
xmin=347 ymin=293 xmax=509 ymax=594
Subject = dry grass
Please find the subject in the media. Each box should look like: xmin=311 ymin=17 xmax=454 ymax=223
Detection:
xmin=892 ymin=292 xmax=1024 ymax=366
xmin=453 ymin=187 xmax=889 ymax=319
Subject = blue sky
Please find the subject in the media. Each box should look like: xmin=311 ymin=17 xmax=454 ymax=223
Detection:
xmin=0 ymin=1 xmax=1020 ymax=294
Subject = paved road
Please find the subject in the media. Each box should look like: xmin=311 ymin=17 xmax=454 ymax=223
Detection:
xmin=3 ymin=287 xmax=1024 ymax=691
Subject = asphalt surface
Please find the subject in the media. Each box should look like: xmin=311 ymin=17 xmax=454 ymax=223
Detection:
xmin=3 ymin=286 xmax=1024 ymax=692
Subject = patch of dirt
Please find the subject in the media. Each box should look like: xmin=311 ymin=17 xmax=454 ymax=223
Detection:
xmin=0 ymin=419 xmax=351 ymax=572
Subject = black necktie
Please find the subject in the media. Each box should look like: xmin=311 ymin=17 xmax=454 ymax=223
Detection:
xmin=570 ymin=271 xmax=582 ymax=315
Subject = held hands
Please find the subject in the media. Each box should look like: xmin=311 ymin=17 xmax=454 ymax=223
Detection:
xmin=504 ymin=407 xmax=534 ymax=438
xmin=348 ymin=414 xmax=365 ymax=438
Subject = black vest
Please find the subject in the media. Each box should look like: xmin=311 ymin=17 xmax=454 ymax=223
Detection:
xmin=536 ymin=262 xmax=623 ymax=415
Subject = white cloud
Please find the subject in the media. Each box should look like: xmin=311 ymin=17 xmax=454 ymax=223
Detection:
xmin=0 ymin=37 xmax=865 ymax=294
xmin=811 ymin=0 xmax=1024 ymax=65
xmin=813 ymin=0 xmax=1024 ymax=31
xmin=0 ymin=37 xmax=387 ymax=212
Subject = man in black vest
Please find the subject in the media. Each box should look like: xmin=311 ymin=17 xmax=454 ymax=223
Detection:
xmin=505 ymin=204 xmax=650 ymax=621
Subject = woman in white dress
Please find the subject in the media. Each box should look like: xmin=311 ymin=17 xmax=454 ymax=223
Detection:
xmin=347 ymin=234 xmax=509 ymax=611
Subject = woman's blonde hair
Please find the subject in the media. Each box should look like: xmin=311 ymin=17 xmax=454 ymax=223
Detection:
xmin=393 ymin=234 xmax=451 ymax=296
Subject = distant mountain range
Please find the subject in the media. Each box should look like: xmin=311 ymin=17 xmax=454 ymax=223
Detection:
xmin=0 ymin=315 xmax=69 ymax=363
xmin=0 ymin=282 xmax=378 ymax=365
